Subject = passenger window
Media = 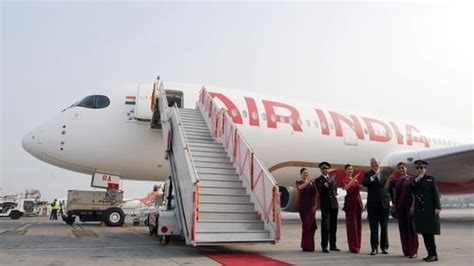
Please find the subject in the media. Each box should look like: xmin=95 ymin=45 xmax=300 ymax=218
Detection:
xmin=314 ymin=121 xmax=319 ymax=128
xmin=251 ymin=112 xmax=258 ymax=120
xmin=262 ymin=113 xmax=267 ymax=121
xmin=271 ymin=114 xmax=276 ymax=123
xmin=306 ymin=120 xmax=311 ymax=127
xmin=242 ymin=110 xmax=248 ymax=119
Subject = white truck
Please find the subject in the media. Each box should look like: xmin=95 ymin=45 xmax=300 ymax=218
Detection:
xmin=62 ymin=189 xmax=125 ymax=226
xmin=0 ymin=200 xmax=24 ymax=219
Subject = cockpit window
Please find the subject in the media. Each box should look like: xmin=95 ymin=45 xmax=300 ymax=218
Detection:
xmin=95 ymin=95 xmax=110 ymax=108
xmin=69 ymin=95 xmax=110 ymax=109
xmin=79 ymin=95 xmax=96 ymax=108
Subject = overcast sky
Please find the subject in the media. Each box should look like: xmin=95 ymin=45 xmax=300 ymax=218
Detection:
xmin=1 ymin=1 xmax=472 ymax=201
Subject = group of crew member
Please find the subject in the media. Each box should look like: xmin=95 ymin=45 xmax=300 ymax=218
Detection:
xmin=296 ymin=158 xmax=441 ymax=262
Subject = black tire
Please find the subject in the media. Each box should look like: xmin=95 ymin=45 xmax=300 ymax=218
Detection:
xmin=9 ymin=210 xmax=22 ymax=220
xmin=64 ymin=216 xmax=76 ymax=225
xmin=102 ymin=207 xmax=125 ymax=227
xmin=159 ymin=234 xmax=170 ymax=246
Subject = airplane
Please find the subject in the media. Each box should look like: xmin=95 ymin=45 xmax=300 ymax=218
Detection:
xmin=22 ymin=81 xmax=474 ymax=212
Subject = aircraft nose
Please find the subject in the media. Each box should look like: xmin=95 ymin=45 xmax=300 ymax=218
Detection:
xmin=22 ymin=130 xmax=43 ymax=158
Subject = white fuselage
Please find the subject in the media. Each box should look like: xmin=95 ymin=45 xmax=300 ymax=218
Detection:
xmin=22 ymin=83 xmax=472 ymax=189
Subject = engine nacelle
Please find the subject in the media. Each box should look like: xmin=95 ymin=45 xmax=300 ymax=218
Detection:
xmin=279 ymin=186 xmax=300 ymax=212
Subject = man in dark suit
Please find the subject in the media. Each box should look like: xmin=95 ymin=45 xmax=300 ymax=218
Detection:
xmin=412 ymin=160 xmax=441 ymax=262
xmin=315 ymin=161 xmax=339 ymax=253
xmin=362 ymin=158 xmax=391 ymax=255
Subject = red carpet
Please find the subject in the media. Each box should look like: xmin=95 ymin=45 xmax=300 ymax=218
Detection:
xmin=208 ymin=253 xmax=292 ymax=266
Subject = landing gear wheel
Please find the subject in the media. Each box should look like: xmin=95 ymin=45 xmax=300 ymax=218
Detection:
xmin=103 ymin=207 xmax=125 ymax=227
xmin=159 ymin=235 xmax=170 ymax=246
xmin=64 ymin=215 xmax=76 ymax=225
xmin=9 ymin=210 xmax=22 ymax=220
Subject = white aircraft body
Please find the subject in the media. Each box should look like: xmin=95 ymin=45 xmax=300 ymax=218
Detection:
xmin=22 ymin=82 xmax=474 ymax=210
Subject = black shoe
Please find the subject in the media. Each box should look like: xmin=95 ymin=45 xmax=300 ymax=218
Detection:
xmin=322 ymin=248 xmax=330 ymax=253
xmin=370 ymin=250 xmax=378 ymax=255
xmin=330 ymin=247 xmax=341 ymax=251
xmin=381 ymin=249 xmax=389 ymax=254
xmin=423 ymin=256 xmax=438 ymax=262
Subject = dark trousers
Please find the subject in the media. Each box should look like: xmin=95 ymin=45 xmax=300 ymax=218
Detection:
xmin=367 ymin=206 xmax=389 ymax=251
xmin=51 ymin=209 xmax=58 ymax=220
xmin=320 ymin=208 xmax=338 ymax=249
xmin=398 ymin=207 xmax=418 ymax=256
xmin=422 ymin=234 xmax=437 ymax=257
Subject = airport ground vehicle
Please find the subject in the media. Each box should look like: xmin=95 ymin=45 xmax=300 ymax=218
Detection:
xmin=0 ymin=201 xmax=24 ymax=219
xmin=146 ymin=179 xmax=180 ymax=245
xmin=62 ymin=190 xmax=125 ymax=226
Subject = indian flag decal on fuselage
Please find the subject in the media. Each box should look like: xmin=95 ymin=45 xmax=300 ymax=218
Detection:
xmin=125 ymin=96 xmax=136 ymax=105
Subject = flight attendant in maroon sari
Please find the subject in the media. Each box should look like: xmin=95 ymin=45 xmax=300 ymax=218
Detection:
xmin=339 ymin=164 xmax=363 ymax=253
xmin=389 ymin=162 xmax=419 ymax=258
xmin=296 ymin=168 xmax=318 ymax=252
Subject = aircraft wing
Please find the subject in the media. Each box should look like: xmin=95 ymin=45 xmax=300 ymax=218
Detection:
xmin=387 ymin=144 xmax=474 ymax=183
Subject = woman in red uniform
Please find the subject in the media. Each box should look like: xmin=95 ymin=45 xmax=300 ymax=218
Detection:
xmin=340 ymin=164 xmax=363 ymax=253
xmin=296 ymin=168 xmax=318 ymax=252
xmin=390 ymin=162 xmax=418 ymax=258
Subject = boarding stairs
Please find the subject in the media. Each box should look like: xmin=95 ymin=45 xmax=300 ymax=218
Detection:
xmin=152 ymin=78 xmax=281 ymax=246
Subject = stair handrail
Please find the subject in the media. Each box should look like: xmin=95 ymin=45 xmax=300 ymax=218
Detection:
xmin=156 ymin=81 xmax=200 ymax=184
xmin=154 ymin=79 xmax=199 ymax=245
xmin=197 ymin=87 xmax=281 ymax=242
xmin=166 ymin=105 xmax=200 ymax=245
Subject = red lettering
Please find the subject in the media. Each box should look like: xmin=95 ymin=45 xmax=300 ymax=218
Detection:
xmin=363 ymin=117 xmax=392 ymax=142
xmin=315 ymin=109 xmax=330 ymax=136
xmin=262 ymin=100 xmax=302 ymax=132
xmin=406 ymin=125 xmax=430 ymax=148
xmin=244 ymin=97 xmax=260 ymax=127
xmin=209 ymin=92 xmax=243 ymax=124
xmin=389 ymin=122 xmax=404 ymax=145
xmin=328 ymin=111 xmax=364 ymax=140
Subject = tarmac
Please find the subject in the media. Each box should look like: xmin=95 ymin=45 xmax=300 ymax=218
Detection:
xmin=0 ymin=209 xmax=473 ymax=266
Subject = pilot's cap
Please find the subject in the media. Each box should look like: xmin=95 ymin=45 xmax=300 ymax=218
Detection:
xmin=414 ymin=160 xmax=429 ymax=166
xmin=319 ymin=161 xmax=331 ymax=168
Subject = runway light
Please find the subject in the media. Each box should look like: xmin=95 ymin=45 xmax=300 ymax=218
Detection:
xmin=161 ymin=226 xmax=168 ymax=233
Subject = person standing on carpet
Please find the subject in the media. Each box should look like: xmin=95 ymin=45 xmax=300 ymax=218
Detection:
xmin=296 ymin=168 xmax=318 ymax=252
xmin=340 ymin=164 xmax=363 ymax=253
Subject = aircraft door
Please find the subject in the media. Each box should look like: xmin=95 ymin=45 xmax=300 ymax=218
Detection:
xmin=164 ymin=90 xmax=184 ymax=108
xmin=336 ymin=112 xmax=359 ymax=146
xmin=135 ymin=84 xmax=153 ymax=121
xmin=342 ymin=124 xmax=359 ymax=146
xmin=151 ymin=89 xmax=184 ymax=129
